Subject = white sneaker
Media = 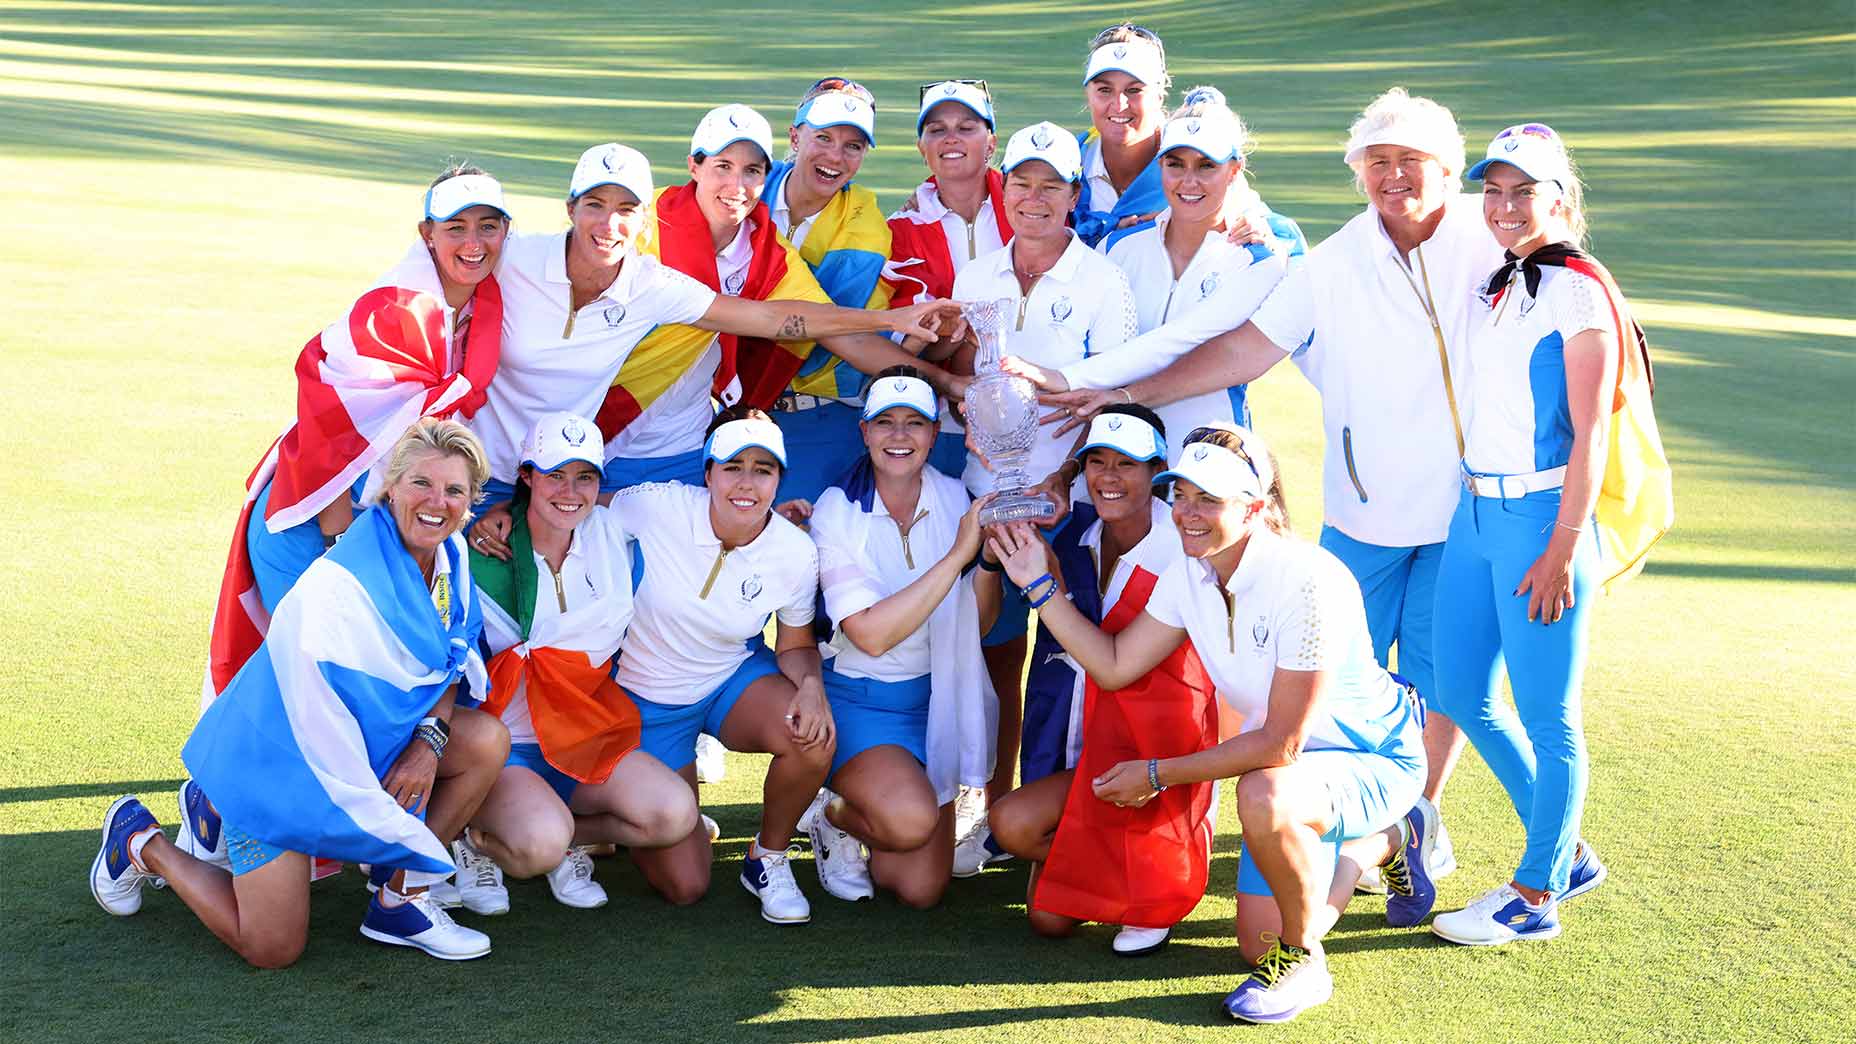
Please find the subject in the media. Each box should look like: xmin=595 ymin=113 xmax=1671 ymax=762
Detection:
xmin=359 ymin=890 xmax=491 ymax=960
xmin=451 ymin=835 xmax=509 ymax=915
xmin=805 ymin=791 xmax=874 ymax=902
xmin=546 ymin=848 xmax=609 ymax=909
xmin=427 ymin=877 xmax=464 ymax=909
xmin=795 ymin=788 xmax=825 ymax=834
xmin=701 ymin=813 xmax=722 ymax=842
xmin=695 ymin=733 xmax=728 ymax=784
xmin=1112 ymin=925 xmax=1171 ymax=956
xmin=953 ymin=784 xmax=988 ymax=840
xmin=1431 ymin=883 xmax=1561 ymax=946
xmin=740 ymin=845 xmax=811 ymax=924
xmin=1431 ymin=817 xmax=1458 ymax=879
xmin=951 ymin=823 xmax=1009 ymax=878
xmin=91 ymin=796 xmax=159 ymax=917
xmin=174 ymin=780 xmax=229 ymax=871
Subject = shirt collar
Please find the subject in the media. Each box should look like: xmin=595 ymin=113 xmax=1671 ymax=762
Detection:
xmin=1083 ymin=138 xmax=1111 ymax=185
xmin=1193 ymin=526 xmax=1280 ymax=595
xmin=998 ymin=230 xmax=1085 ymax=281
xmin=546 ymin=230 xmax=637 ymax=303
xmin=1081 ymin=498 xmax=1170 ymax=566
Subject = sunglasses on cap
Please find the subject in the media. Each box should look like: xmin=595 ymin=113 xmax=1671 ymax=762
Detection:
xmin=1089 ymin=22 xmax=1162 ymax=48
xmin=1493 ymin=123 xmax=1559 ymax=144
xmin=918 ymin=78 xmax=992 ymax=105
xmin=1184 ymin=426 xmax=1266 ymax=482
xmin=805 ymin=76 xmax=875 ymax=109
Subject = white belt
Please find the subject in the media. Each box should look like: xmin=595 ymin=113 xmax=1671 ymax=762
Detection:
xmin=773 ymin=392 xmax=859 ymax=413
xmin=1462 ymin=465 xmax=1566 ymax=499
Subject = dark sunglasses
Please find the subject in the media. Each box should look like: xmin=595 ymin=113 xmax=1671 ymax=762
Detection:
xmin=806 ymin=76 xmax=875 ymax=108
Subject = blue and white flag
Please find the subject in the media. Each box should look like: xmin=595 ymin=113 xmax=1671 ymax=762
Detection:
xmin=183 ymin=504 xmax=488 ymax=874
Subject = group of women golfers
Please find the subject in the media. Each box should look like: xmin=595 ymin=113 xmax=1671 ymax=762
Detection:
xmin=89 ymin=21 xmax=1666 ymax=1026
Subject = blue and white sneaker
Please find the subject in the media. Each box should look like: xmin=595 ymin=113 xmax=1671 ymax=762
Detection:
xmin=1431 ymin=883 xmax=1561 ymax=946
xmin=174 ymin=779 xmax=229 ymax=870
xmin=951 ymin=825 xmax=1009 ymax=878
xmin=1383 ymin=797 xmax=1439 ymax=927
xmin=1562 ymin=840 xmax=1608 ymax=901
xmin=1223 ymin=939 xmax=1333 ymax=1023
xmin=358 ymin=890 xmax=491 ymax=960
xmin=91 ymin=796 xmax=160 ymax=916
xmin=740 ymin=846 xmax=811 ymax=924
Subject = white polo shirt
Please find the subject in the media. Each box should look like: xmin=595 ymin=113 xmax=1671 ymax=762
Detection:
xmin=1067 ymin=212 xmax=1287 ymax=460
xmin=611 ymin=482 xmax=817 ymax=706
xmin=1464 ymin=265 xmax=1609 ymax=478
xmin=478 ymin=231 xmax=717 ymax=481
xmin=481 ymin=505 xmax=634 ymax=747
xmin=813 ymin=497 xmax=940 ymax=682
xmin=953 ymin=232 xmax=1138 ymax=496
xmin=1145 ymin=529 xmax=1409 ymax=752
xmin=1081 ymin=138 xmax=1121 ymax=215
xmin=1249 ymin=196 xmax=1503 ymax=547
xmin=769 ymin=175 xmax=822 ymax=252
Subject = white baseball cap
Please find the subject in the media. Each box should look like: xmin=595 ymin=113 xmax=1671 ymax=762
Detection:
xmin=795 ymin=90 xmax=876 ymax=146
xmin=1159 ymin=113 xmax=1242 ymax=165
xmin=705 ymin=417 xmax=788 ymax=467
xmin=1002 ymin=122 xmax=1082 ymax=183
xmin=861 ymin=375 xmax=938 ymax=421
xmin=1083 ymin=38 xmax=1166 ymax=87
xmin=520 ymin=411 xmax=605 ymax=473
xmin=569 ymin=143 xmax=653 ymax=203
xmin=1157 ymin=431 xmax=1273 ymax=502
xmin=917 ymin=80 xmax=994 ymax=133
xmin=1467 ymin=123 xmax=1573 ymax=188
xmin=1075 ymin=411 xmax=1166 ymax=463
xmin=423 ymin=173 xmax=509 ymax=221
xmin=690 ymin=104 xmax=775 ymax=163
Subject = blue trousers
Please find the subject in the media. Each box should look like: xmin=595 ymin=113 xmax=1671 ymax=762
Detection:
xmin=1431 ymin=487 xmax=1595 ymax=894
xmin=1318 ymin=526 xmax=1443 ymax=702
xmin=771 ymin=402 xmax=866 ymax=505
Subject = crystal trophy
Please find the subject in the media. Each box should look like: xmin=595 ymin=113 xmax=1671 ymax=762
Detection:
xmin=962 ymin=297 xmax=1058 ymax=526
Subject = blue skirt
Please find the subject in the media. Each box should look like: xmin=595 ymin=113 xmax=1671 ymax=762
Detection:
xmin=822 ymin=665 xmax=930 ymax=780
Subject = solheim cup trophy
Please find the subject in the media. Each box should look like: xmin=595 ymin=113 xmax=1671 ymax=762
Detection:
xmin=962 ymin=297 xmax=1058 ymax=526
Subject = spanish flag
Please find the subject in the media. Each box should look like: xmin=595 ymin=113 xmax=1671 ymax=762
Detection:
xmin=593 ymin=183 xmax=830 ymax=442
xmin=762 ymin=162 xmax=894 ymax=400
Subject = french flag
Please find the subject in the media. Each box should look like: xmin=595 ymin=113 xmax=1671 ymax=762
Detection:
xmin=203 ymin=245 xmax=502 ymax=707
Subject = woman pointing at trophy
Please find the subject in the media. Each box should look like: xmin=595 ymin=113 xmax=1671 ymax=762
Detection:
xmin=940 ymin=121 xmax=1139 ymax=872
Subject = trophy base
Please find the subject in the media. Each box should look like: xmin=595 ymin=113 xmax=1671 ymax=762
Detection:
xmin=980 ymin=493 xmax=1058 ymax=527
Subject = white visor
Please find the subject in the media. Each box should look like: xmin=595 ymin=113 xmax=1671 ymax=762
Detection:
xmin=795 ymin=91 xmax=876 ymax=146
xmin=1075 ymin=412 xmax=1166 ymax=463
xmin=520 ymin=411 xmax=605 ymax=473
xmin=569 ymin=143 xmax=653 ymax=203
xmin=1083 ymin=40 xmax=1166 ymax=87
xmin=1157 ymin=441 xmax=1266 ymax=502
xmin=1002 ymin=121 xmax=1082 ymax=183
xmin=691 ymin=104 xmax=775 ymax=163
xmin=917 ymin=81 xmax=994 ymax=133
xmin=424 ymin=173 xmax=508 ymax=222
xmin=1343 ymin=110 xmax=1466 ymax=175
xmin=1160 ymin=115 xmax=1241 ymax=165
xmin=861 ymin=375 xmax=938 ymax=421
xmin=705 ymin=417 xmax=788 ymax=467
xmin=1467 ymin=124 xmax=1572 ymax=188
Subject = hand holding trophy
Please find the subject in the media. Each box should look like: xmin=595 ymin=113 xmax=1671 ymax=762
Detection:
xmin=961 ymin=297 xmax=1058 ymax=526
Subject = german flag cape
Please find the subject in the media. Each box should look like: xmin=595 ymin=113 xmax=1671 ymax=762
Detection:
xmin=883 ymin=169 xmax=1013 ymax=309
xmin=1032 ymin=560 xmax=1220 ymax=929
xmin=470 ymin=500 xmax=639 ymax=786
xmin=762 ymin=162 xmax=895 ymax=399
xmin=593 ymin=184 xmax=826 ymax=441
xmin=1484 ymin=244 xmax=1674 ymax=591
xmin=204 ymin=244 xmax=502 ymax=706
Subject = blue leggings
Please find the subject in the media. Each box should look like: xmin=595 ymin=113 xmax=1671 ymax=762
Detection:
xmin=1318 ymin=527 xmax=1442 ymax=702
xmin=1431 ymin=487 xmax=1595 ymax=894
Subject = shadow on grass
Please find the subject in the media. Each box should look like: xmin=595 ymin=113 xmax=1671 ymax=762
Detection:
xmin=0 ymin=779 xmax=187 ymax=805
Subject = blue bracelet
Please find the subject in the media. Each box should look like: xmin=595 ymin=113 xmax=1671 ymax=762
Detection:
xmin=1027 ymin=575 xmax=1059 ymax=609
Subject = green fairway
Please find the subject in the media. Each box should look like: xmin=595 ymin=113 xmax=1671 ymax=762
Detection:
xmin=3 ymin=1 xmax=1852 ymax=1040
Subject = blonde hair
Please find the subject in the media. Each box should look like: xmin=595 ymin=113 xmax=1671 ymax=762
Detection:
xmin=1345 ymin=87 xmax=1466 ymax=195
xmin=1086 ymin=22 xmax=1172 ymax=98
xmin=378 ymin=418 xmax=492 ymax=520
xmin=1555 ymin=147 xmax=1590 ymax=246
xmin=1168 ymin=85 xmax=1252 ymax=163
xmin=1181 ymin=423 xmax=1290 ymax=535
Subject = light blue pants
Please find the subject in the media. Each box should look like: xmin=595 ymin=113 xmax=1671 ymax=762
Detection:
xmin=1431 ymin=487 xmax=1595 ymax=894
xmin=1318 ymin=526 xmax=1443 ymax=702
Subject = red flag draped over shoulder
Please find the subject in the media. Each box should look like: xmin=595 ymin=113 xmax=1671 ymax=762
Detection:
xmin=203 ymin=245 xmax=503 ymax=706
xmin=1032 ymin=568 xmax=1221 ymax=929
xmin=882 ymin=169 xmax=1013 ymax=308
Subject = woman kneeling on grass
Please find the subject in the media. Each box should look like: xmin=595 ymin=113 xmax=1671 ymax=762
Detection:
xmin=796 ymin=368 xmax=997 ymax=908
xmin=448 ymin=412 xmax=698 ymax=914
xmin=92 ymin=420 xmax=509 ymax=966
xmin=988 ymin=423 xmax=1432 ymax=1024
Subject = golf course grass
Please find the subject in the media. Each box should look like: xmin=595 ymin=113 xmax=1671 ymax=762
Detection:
xmin=2 ymin=1 xmax=1851 ymax=1040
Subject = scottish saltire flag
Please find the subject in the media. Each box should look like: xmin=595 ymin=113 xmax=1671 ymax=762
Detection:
xmin=883 ymin=169 xmax=1014 ymax=309
xmin=593 ymin=183 xmax=827 ymax=446
xmin=761 ymin=162 xmax=894 ymax=400
xmin=204 ymin=245 xmax=503 ymax=704
xmin=183 ymin=505 xmax=487 ymax=875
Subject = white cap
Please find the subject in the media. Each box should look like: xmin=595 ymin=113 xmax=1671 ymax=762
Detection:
xmin=1468 ymin=123 xmax=1573 ymax=188
xmin=795 ymin=90 xmax=876 ymax=146
xmin=1075 ymin=412 xmax=1166 ymax=463
xmin=861 ymin=375 xmax=938 ymax=421
xmin=1083 ymin=39 xmax=1166 ymax=87
xmin=1157 ymin=431 xmax=1274 ymax=502
xmin=705 ymin=417 xmax=787 ymax=467
xmin=917 ymin=80 xmax=994 ymax=133
xmin=1159 ymin=114 xmax=1242 ymax=164
xmin=569 ymin=143 xmax=653 ymax=203
xmin=690 ymin=104 xmax=775 ymax=163
xmin=1342 ymin=94 xmax=1466 ymax=175
xmin=520 ymin=411 xmax=605 ymax=473
xmin=1002 ymin=122 xmax=1082 ymax=183
xmin=423 ymin=173 xmax=508 ymax=221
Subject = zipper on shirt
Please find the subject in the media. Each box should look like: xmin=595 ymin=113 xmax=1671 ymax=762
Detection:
xmin=965 ymin=219 xmax=977 ymax=261
xmin=1161 ymin=281 xmax=1179 ymax=323
xmin=896 ymin=508 xmax=929 ymax=569
xmin=1016 ymin=294 xmax=1029 ymax=331
xmin=698 ymin=548 xmax=729 ymax=599
xmin=551 ymin=566 xmax=568 ymax=613
xmin=561 ymin=304 xmax=577 ymax=339
xmin=1342 ymin=426 xmax=1370 ymax=504
xmin=1221 ymin=589 xmax=1237 ymax=652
